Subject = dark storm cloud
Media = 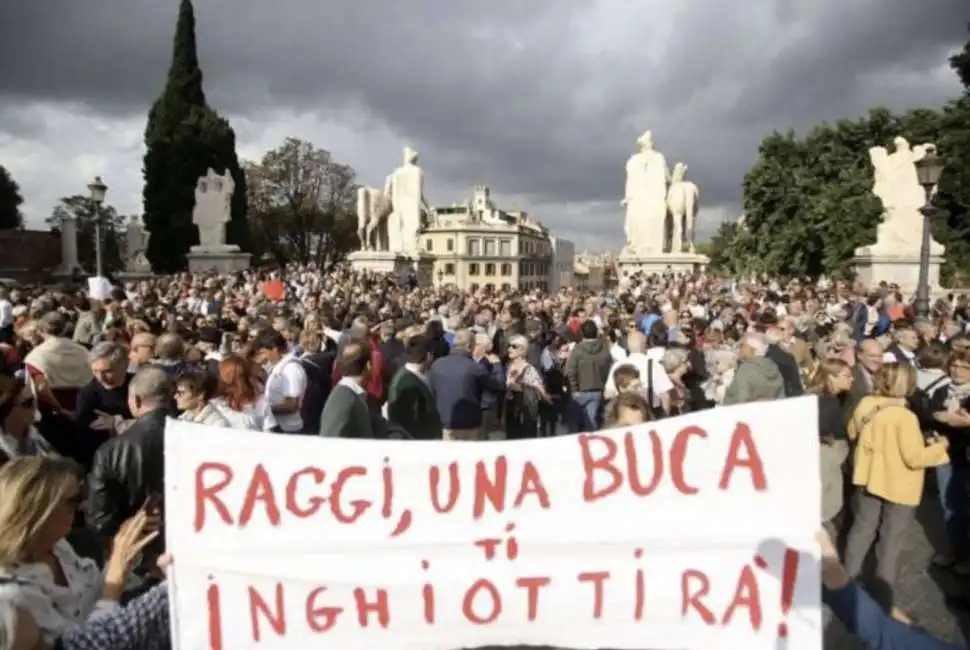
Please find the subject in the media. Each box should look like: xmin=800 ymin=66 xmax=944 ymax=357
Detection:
xmin=0 ymin=0 xmax=966 ymax=235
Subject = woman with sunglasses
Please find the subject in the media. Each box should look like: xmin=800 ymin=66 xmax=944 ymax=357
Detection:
xmin=0 ymin=457 xmax=157 ymax=645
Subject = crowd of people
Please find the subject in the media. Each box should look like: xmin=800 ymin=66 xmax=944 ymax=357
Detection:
xmin=0 ymin=265 xmax=967 ymax=649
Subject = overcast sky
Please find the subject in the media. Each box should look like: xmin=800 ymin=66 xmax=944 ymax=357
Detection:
xmin=0 ymin=0 xmax=965 ymax=252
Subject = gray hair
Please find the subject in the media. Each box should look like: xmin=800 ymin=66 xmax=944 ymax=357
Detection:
xmin=709 ymin=347 xmax=738 ymax=368
xmin=473 ymin=332 xmax=492 ymax=351
xmin=661 ymin=348 xmax=689 ymax=372
xmin=89 ymin=341 xmax=128 ymax=367
xmin=37 ymin=312 xmax=67 ymax=337
xmin=508 ymin=334 xmax=529 ymax=350
xmin=741 ymin=332 xmax=768 ymax=357
xmin=129 ymin=367 xmax=172 ymax=407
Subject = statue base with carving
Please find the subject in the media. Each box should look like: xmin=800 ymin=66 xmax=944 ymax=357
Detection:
xmin=348 ymin=250 xmax=434 ymax=286
xmin=617 ymin=250 xmax=709 ymax=280
xmin=187 ymin=244 xmax=251 ymax=274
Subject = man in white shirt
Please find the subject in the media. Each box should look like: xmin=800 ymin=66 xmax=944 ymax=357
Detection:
xmin=252 ymin=329 xmax=308 ymax=433
xmin=604 ymin=331 xmax=672 ymax=414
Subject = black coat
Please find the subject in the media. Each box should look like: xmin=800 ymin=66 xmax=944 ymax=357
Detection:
xmin=766 ymin=344 xmax=804 ymax=398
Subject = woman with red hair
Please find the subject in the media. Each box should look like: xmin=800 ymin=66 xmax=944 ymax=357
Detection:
xmin=210 ymin=355 xmax=276 ymax=431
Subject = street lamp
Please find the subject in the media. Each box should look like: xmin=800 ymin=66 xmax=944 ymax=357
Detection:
xmin=914 ymin=152 xmax=944 ymax=318
xmin=87 ymin=176 xmax=108 ymax=277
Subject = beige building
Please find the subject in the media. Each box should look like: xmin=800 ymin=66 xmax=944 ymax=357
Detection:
xmin=574 ymin=251 xmax=613 ymax=292
xmin=422 ymin=185 xmax=553 ymax=291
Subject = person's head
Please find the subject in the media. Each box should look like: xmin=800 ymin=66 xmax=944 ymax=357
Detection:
xmin=951 ymin=334 xmax=970 ymax=356
xmin=217 ymin=355 xmax=259 ymax=412
xmin=89 ymin=341 xmax=128 ymax=389
xmin=739 ymin=332 xmax=768 ymax=361
xmin=661 ymin=347 xmax=689 ymax=378
xmin=404 ymin=334 xmax=434 ymax=370
xmin=710 ymin=348 xmax=737 ymax=375
xmin=607 ymin=392 xmax=651 ymax=427
xmin=0 ymin=456 xmax=84 ymax=566
xmin=613 ymin=364 xmax=642 ymax=395
xmin=174 ymin=369 xmax=218 ymax=413
xmin=155 ymin=333 xmax=184 ymax=362
xmin=338 ymin=342 xmax=371 ymax=384
xmin=0 ymin=376 xmax=35 ymax=439
xmin=127 ymin=366 xmax=172 ymax=418
xmin=918 ymin=341 xmax=949 ymax=372
xmin=807 ymin=358 xmax=852 ymax=396
xmin=35 ymin=313 xmax=66 ymax=341
xmin=129 ymin=332 xmax=157 ymax=367
xmin=251 ymin=329 xmax=288 ymax=366
xmin=857 ymin=339 xmax=884 ymax=374
xmin=299 ymin=330 xmax=322 ymax=355
xmin=579 ymin=320 xmax=598 ymax=341
xmin=872 ymin=362 xmax=916 ymax=399
xmin=507 ymin=334 xmax=530 ymax=361
xmin=892 ymin=324 xmax=919 ymax=352
xmin=646 ymin=320 xmax=668 ymax=349
xmin=626 ymin=331 xmax=646 ymax=354
xmin=472 ymin=332 xmax=492 ymax=357
xmin=451 ymin=328 xmax=473 ymax=352
xmin=948 ymin=349 xmax=970 ymax=386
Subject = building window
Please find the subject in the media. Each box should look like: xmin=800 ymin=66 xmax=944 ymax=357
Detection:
xmin=484 ymin=239 xmax=496 ymax=257
xmin=469 ymin=263 xmax=480 ymax=276
xmin=500 ymin=239 xmax=511 ymax=257
xmin=502 ymin=283 xmax=511 ymax=291
xmin=501 ymin=262 xmax=512 ymax=276
xmin=468 ymin=238 xmax=480 ymax=256
xmin=444 ymin=262 xmax=455 ymax=274
xmin=485 ymin=263 xmax=496 ymax=276
xmin=425 ymin=239 xmax=433 ymax=252
xmin=446 ymin=238 xmax=454 ymax=252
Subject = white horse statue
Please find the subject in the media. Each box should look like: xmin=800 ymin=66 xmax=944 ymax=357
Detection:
xmin=356 ymin=186 xmax=392 ymax=251
xmin=666 ymin=162 xmax=700 ymax=253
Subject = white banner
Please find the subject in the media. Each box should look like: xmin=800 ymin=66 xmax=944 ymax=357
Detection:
xmin=165 ymin=397 xmax=822 ymax=650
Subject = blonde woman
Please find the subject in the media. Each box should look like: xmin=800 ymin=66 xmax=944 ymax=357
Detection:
xmin=0 ymin=457 xmax=157 ymax=644
xmin=807 ymin=358 xmax=854 ymax=529
xmin=843 ymin=363 xmax=950 ymax=622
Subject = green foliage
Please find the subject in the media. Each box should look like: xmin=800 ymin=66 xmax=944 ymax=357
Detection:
xmin=244 ymin=137 xmax=359 ymax=268
xmin=142 ymin=0 xmax=249 ymax=273
xmin=729 ymin=27 xmax=970 ymax=283
xmin=0 ymin=166 xmax=24 ymax=230
xmin=46 ymin=196 xmax=125 ymax=273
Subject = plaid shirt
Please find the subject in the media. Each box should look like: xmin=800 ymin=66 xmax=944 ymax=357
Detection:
xmin=55 ymin=583 xmax=169 ymax=650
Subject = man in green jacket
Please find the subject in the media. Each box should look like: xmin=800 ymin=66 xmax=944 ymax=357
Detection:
xmin=318 ymin=342 xmax=374 ymax=438
xmin=387 ymin=334 xmax=442 ymax=440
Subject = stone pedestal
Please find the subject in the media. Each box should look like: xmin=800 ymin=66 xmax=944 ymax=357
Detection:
xmin=852 ymin=248 xmax=944 ymax=294
xmin=616 ymin=252 xmax=709 ymax=279
xmin=187 ymin=245 xmax=251 ymax=274
xmin=348 ymin=250 xmax=435 ymax=286
xmin=58 ymin=218 xmax=79 ymax=274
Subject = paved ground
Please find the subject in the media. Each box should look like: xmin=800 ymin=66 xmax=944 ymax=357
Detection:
xmin=826 ymin=485 xmax=970 ymax=649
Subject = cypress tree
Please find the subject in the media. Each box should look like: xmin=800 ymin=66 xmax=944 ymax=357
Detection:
xmin=142 ymin=0 xmax=249 ymax=273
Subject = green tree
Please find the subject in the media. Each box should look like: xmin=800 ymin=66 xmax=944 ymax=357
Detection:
xmin=0 ymin=166 xmax=24 ymax=230
xmin=244 ymin=138 xmax=359 ymax=268
xmin=142 ymin=0 xmax=250 ymax=273
xmin=47 ymin=195 xmax=124 ymax=273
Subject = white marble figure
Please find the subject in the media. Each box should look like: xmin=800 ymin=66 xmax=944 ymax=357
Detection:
xmin=192 ymin=168 xmax=234 ymax=250
xmin=384 ymin=147 xmax=431 ymax=255
xmin=356 ymin=186 xmax=392 ymax=251
xmin=622 ymin=130 xmax=670 ymax=256
xmin=124 ymin=219 xmax=150 ymax=272
xmin=666 ymin=162 xmax=700 ymax=253
xmin=868 ymin=137 xmax=942 ymax=253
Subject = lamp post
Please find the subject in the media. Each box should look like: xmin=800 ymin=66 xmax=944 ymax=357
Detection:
xmin=913 ymin=152 xmax=944 ymax=319
xmin=87 ymin=176 xmax=107 ymax=278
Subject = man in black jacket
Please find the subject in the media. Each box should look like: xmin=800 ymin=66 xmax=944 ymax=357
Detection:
xmin=87 ymin=366 xmax=171 ymax=573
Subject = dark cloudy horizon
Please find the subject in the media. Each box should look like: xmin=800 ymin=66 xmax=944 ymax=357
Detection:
xmin=0 ymin=0 xmax=965 ymax=251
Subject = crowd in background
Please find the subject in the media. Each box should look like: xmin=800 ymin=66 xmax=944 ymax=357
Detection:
xmin=0 ymin=265 xmax=967 ymax=649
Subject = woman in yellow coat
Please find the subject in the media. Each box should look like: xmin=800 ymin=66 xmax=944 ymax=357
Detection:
xmin=843 ymin=362 xmax=949 ymax=622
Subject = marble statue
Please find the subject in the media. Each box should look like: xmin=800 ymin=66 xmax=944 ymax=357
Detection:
xmin=356 ymin=186 xmax=392 ymax=251
xmin=868 ymin=137 xmax=942 ymax=253
xmin=384 ymin=147 xmax=431 ymax=256
xmin=192 ymin=168 xmax=234 ymax=250
xmin=666 ymin=162 xmax=700 ymax=253
xmin=124 ymin=219 xmax=151 ymax=273
xmin=622 ymin=130 xmax=669 ymax=256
